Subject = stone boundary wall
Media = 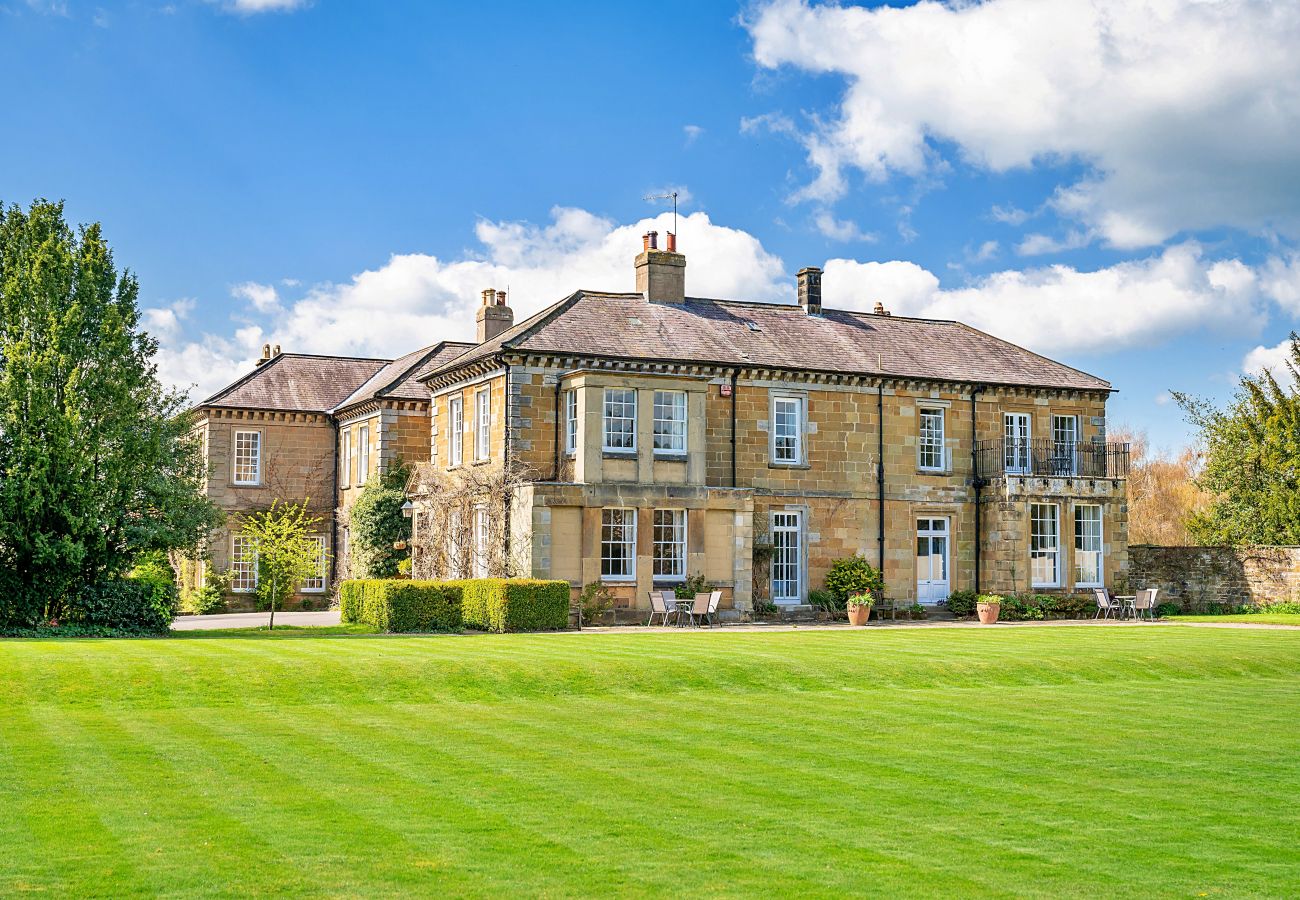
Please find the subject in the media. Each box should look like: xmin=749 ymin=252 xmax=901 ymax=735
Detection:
xmin=1129 ymin=544 xmax=1300 ymax=608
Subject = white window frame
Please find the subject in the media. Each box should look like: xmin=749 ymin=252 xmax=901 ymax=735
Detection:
xmin=1030 ymin=502 xmax=1061 ymax=588
xmin=602 ymin=388 xmax=637 ymax=453
xmin=475 ymin=388 xmax=491 ymax=461
xmin=473 ymin=504 xmax=490 ymax=577
xmin=600 ymin=507 xmax=637 ymax=581
xmin=564 ymin=389 xmax=578 ymax=456
xmin=302 ymin=534 xmax=328 ymax=593
xmin=652 ymin=509 xmax=687 ymax=580
xmin=357 ymin=424 xmax=370 ymax=485
xmin=340 ymin=430 xmax=351 ymax=488
xmin=771 ymin=511 xmax=803 ymax=603
xmin=233 ymin=430 xmax=261 ymax=486
xmin=1074 ymin=504 xmax=1104 ymax=588
xmin=771 ymin=395 xmax=804 ymax=465
xmin=446 ymin=508 xmax=463 ymax=578
xmin=231 ymin=534 xmax=258 ymax=593
xmin=448 ymin=396 xmax=464 ymax=467
xmin=1004 ymin=413 xmax=1031 ymax=475
xmin=1052 ymin=414 xmax=1080 ymax=476
xmin=918 ymin=407 xmax=946 ymax=472
xmin=652 ymin=390 xmax=687 ymax=455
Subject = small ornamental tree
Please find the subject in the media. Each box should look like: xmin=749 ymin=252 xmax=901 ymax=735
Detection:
xmin=825 ymin=554 xmax=885 ymax=605
xmin=348 ymin=461 xmax=412 ymax=579
xmin=239 ymin=500 xmax=325 ymax=629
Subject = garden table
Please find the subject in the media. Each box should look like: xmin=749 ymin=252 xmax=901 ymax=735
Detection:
xmin=1115 ymin=595 xmax=1137 ymax=619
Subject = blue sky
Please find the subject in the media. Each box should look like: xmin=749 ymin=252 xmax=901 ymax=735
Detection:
xmin=5 ymin=0 xmax=1299 ymax=451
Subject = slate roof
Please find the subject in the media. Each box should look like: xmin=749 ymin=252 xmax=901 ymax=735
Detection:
xmin=333 ymin=341 xmax=474 ymax=413
xmin=427 ymin=292 xmax=1112 ymax=392
xmin=198 ymin=353 xmax=391 ymax=413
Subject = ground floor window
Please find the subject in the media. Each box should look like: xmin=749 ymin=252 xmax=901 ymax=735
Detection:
xmin=446 ymin=508 xmax=463 ymax=578
xmin=302 ymin=534 xmax=328 ymax=592
xmin=771 ymin=511 xmax=802 ymax=602
xmin=601 ymin=508 xmax=636 ymax=580
xmin=231 ymin=535 xmax=258 ymax=593
xmin=1030 ymin=503 xmax=1060 ymax=587
xmin=1074 ymin=505 xmax=1103 ymax=587
xmin=652 ymin=509 xmax=686 ymax=579
xmin=473 ymin=505 xmax=490 ymax=578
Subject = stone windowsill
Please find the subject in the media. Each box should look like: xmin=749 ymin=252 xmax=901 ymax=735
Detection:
xmin=767 ymin=461 xmax=812 ymax=471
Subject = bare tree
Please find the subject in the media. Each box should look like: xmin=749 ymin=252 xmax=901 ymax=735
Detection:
xmin=1114 ymin=426 xmax=1208 ymax=546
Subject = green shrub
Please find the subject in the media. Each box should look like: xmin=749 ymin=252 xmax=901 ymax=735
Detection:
xmin=577 ymin=581 xmax=614 ymax=626
xmin=185 ymin=570 xmax=230 ymax=616
xmin=825 ymin=554 xmax=884 ymax=604
xmin=1261 ymin=601 xmax=1300 ymax=614
xmin=348 ymin=462 xmax=412 ymax=579
xmin=339 ymin=579 xmax=462 ymax=633
xmin=452 ymin=578 xmax=571 ymax=633
xmin=808 ymin=588 xmax=843 ymax=616
xmin=673 ymin=572 xmax=712 ymax=600
xmin=751 ymin=599 xmax=779 ymax=618
xmin=947 ymin=589 xmax=978 ymax=618
xmin=68 ymin=579 xmax=174 ymax=634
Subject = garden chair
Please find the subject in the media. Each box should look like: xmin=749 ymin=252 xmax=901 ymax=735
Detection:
xmin=646 ymin=591 xmax=672 ymax=627
xmin=686 ymin=592 xmax=711 ymax=627
xmin=701 ymin=590 xmax=722 ymax=627
xmin=1093 ymin=588 xmax=1118 ymax=619
xmin=1134 ymin=588 xmax=1159 ymax=622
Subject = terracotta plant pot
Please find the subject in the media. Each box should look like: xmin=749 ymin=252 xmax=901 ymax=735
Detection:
xmin=976 ymin=602 xmax=1001 ymax=625
xmin=847 ymin=603 xmax=872 ymax=626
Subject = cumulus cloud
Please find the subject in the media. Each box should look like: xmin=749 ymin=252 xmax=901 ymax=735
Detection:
xmin=1242 ymin=339 xmax=1296 ymax=381
xmin=822 ymin=242 xmax=1268 ymax=356
xmin=157 ymin=208 xmax=787 ymax=402
xmin=814 ymin=211 xmax=875 ymax=243
xmin=141 ymin=298 xmax=195 ymax=343
xmin=683 ymin=125 xmax=704 ymax=146
xmin=231 ymin=281 xmax=280 ymax=313
xmin=746 ymin=0 xmax=1300 ymax=246
xmin=220 ymin=0 xmax=309 ymax=14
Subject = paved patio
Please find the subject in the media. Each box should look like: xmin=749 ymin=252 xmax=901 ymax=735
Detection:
xmin=172 ymin=610 xmax=341 ymax=631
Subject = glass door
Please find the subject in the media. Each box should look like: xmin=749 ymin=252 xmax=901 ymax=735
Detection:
xmin=1051 ymin=415 xmax=1079 ymax=476
xmin=916 ymin=518 xmax=950 ymax=604
xmin=1004 ymin=413 xmax=1031 ymax=474
xmin=771 ymin=512 xmax=802 ymax=604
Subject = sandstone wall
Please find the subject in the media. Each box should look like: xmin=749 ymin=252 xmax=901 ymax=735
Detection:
xmin=1129 ymin=545 xmax=1300 ymax=608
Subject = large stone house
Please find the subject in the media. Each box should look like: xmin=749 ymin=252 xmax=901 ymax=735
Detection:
xmin=191 ymin=235 xmax=1127 ymax=615
xmin=412 ymin=235 xmax=1128 ymax=617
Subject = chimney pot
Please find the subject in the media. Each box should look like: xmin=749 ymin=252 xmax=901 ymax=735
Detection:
xmin=273 ymin=344 xmax=281 ymax=356
xmin=496 ymin=290 xmax=507 ymax=306
xmin=256 ymin=343 xmax=272 ymax=366
xmin=873 ymin=301 xmax=888 ymax=316
xmin=797 ymin=266 xmax=823 ymax=315
xmin=648 ymin=231 xmax=658 ymax=250
xmin=666 ymin=232 xmax=676 ymax=253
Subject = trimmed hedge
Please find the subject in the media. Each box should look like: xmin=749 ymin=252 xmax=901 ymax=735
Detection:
xmin=69 ymin=578 xmax=175 ymax=634
xmin=448 ymin=578 xmax=571 ymax=633
xmin=339 ymin=579 xmax=462 ymax=633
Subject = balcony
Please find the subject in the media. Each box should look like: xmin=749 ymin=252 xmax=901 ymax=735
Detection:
xmin=974 ymin=439 xmax=1129 ymax=481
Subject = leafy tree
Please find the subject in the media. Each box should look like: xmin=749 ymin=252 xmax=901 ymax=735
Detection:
xmin=239 ymin=500 xmax=324 ymax=629
xmin=348 ymin=461 xmax=411 ymax=579
xmin=0 ymin=199 xmax=221 ymax=627
xmin=1175 ymin=333 xmax=1300 ymax=545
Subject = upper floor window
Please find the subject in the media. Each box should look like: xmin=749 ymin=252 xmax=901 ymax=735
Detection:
xmin=918 ymin=407 xmax=946 ymax=471
xmin=564 ymin=389 xmax=578 ymax=456
xmin=653 ymin=390 xmax=687 ymax=455
xmin=448 ymin=396 xmax=464 ymax=467
xmin=357 ymin=424 xmax=370 ymax=484
xmin=302 ymin=535 xmax=328 ymax=593
xmin=233 ymin=430 xmax=261 ymax=485
xmin=231 ymin=535 xmax=258 ymax=592
xmin=603 ymin=388 xmax=637 ymax=452
xmin=1052 ymin=414 xmax=1079 ymax=476
xmin=600 ymin=507 xmax=636 ymax=580
xmin=771 ymin=395 xmax=804 ymax=465
xmin=475 ymin=389 xmax=491 ymax=461
xmin=340 ymin=430 xmax=351 ymax=487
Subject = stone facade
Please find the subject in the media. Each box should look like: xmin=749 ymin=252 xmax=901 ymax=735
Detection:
xmin=1129 ymin=544 xmax=1300 ymax=608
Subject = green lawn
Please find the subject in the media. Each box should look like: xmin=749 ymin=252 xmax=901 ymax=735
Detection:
xmin=1170 ymin=613 xmax=1300 ymax=626
xmin=2 ymin=627 xmax=1299 ymax=897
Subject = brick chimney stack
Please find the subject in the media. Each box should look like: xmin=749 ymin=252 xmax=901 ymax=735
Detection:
xmin=476 ymin=288 xmax=514 ymax=343
xmin=797 ymin=266 xmax=823 ymax=315
xmin=635 ymin=231 xmax=686 ymax=303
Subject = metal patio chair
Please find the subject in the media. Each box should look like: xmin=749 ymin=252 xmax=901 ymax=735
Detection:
xmin=1133 ymin=588 xmax=1160 ymax=622
xmin=646 ymin=591 xmax=672 ymax=627
xmin=685 ymin=592 xmax=711 ymax=628
xmin=701 ymin=590 xmax=722 ymax=627
xmin=1093 ymin=588 xmax=1118 ymax=619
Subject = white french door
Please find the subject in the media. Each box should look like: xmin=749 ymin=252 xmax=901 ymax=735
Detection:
xmin=771 ymin=512 xmax=803 ymax=604
xmin=1004 ymin=413 xmax=1031 ymax=475
xmin=1051 ymin=414 xmax=1079 ymax=476
xmin=916 ymin=518 xmax=950 ymax=604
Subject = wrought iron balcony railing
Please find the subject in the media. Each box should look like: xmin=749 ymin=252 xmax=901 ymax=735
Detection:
xmin=974 ymin=439 xmax=1129 ymax=480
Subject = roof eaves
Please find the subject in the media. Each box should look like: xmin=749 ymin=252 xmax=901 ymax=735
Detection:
xmin=951 ymin=322 xmax=1113 ymax=392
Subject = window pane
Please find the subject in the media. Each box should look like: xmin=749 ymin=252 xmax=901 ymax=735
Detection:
xmin=603 ymin=389 xmax=637 ymax=451
xmin=1030 ymin=503 xmax=1060 ymax=586
xmin=652 ymin=509 xmax=686 ymax=578
xmin=231 ymin=535 xmax=258 ymax=592
xmin=773 ymin=397 xmax=802 ymax=463
xmin=564 ymin=390 xmax=578 ymax=455
xmin=919 ymin=408 xmax=945 ymax=469
xmin=303 ymin=535 xmax=328 ymax=592
xmin=234 ymin=431 xmax=260 ymax=484
xmin=449 ymin=397 xmax=463 ymax=466
xmin=1074 ymin=505 xmax=1103 ymax=586
xmin=771 ymin=512 xmax=801 ymax=601
xmin=653 ymin=391 xmax=687 ymax=453
xmin=601 ymin=508 xmax=636 ymax=579
xmin=475 ymin=391 xmax=491 ymax=460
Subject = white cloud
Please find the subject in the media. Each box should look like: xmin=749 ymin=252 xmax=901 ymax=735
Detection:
xmin=683 ymin=125 xmax=704 ymax=146
xmin=746 ymin=0 xmax=1300 ymax=246
xmin=822 ymin=242 xmax=1267 ymax=356
xmin=643 ymin=185 xmax=694 ymax=211
xmin=970 ymin=240 xmax=999 ymax=263
xmin=814 ymin=211 xmax=874 ymax=243
xmin=142 ymin=298 xmax=195 ymax=343
xmin=990 ymin=205 xmax=1031 ymax=227
xmin=1016 ymin=230 xmax=1092 ymax=257
xmin=158 ymin=208 xmax=787 ymax=402
xmin=1242 ymin=339 xmax=1297 ymax=381
xmin=222 ymin=0 xmax=309 ymax=14
xmin=231 ymin=281 xmax=280 ymax=313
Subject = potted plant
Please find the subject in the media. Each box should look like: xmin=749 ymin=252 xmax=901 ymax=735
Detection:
xmin=976 ymin=593 xmax=1004 ymax=624
xmin=847 ymin=592 xmax=874 ymax=626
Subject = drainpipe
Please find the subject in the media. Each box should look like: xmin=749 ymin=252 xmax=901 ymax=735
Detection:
xmin=730 ymin=369 xmax=739 ymax=488
xmin=328 ymin=417 xmax=340 ymax=590
xmin=553 ymin=370 xmax=563 ymax=481
xmin=502 ymin=360 xmax=512 ymax=576
xmin=877 ymin=381 xmax=886 ymax=573
xmin=971 ymin=385 xmax=987 ymax=594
